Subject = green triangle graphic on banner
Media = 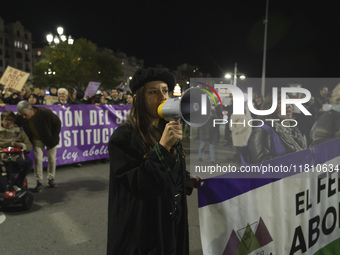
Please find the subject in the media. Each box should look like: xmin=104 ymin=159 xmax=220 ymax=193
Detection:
xmin=236 ymin=224 xmax=262 ymax=255
xmin=314 ymin=238 xmax=340 ymax=255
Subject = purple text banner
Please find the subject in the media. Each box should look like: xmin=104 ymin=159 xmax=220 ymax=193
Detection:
xmin=0 ymin=104 xmax=131 ymax=165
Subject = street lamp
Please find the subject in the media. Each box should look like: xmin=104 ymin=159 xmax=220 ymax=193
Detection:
xmin=46 ymin=26 xmax=74 ymax=46
xmin=57 ymin=26 xmax=64 ymax=35
xmin=224 ymin=63 xmax=246 ymax=86
xmin=126 ymin=76 xmax=133 ymax=91
xmin=46 ymin=33 xmax=53 ymax=44
xmin=45 ymin=27 xmax=73 ymax=78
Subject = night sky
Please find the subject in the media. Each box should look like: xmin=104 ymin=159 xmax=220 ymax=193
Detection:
xmin=1 ymin=1 xmax=340 ymax=79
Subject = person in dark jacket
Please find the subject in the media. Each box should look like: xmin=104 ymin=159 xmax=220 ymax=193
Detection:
xmin=107 ymin=67 xmax=202 ymax=255
xmin=242 ymin=93 xmax=307 ymax=164
xmin=314 ymin=85 xmax=330 ymax=119
xmin=198 ymin=107 xmax=218 ymax=163
xmin=49 ymin=85 xmax=58 ymax=97
xmin=72 ymin=89 xmax=86 ymax=105
xmin=2 ymin=91 xmax=22 ymax=105
xmin=16 ymin=101 xmax=61 ymax=192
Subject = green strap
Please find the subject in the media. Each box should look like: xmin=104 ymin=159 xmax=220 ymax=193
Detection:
xmin=155 ymin=143 xmax=182 ymax=187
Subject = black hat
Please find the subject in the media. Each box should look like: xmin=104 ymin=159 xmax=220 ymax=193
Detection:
xmin=129 ymin=67 xmax=175 ymax=93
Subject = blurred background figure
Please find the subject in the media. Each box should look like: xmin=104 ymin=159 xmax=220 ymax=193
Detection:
xmin=312 ymin=83 xmax=340 ymax=145
xmin=251 ymin=91 xmax=263 ymax=118
xmin=28 ymin=94 xmax=40 ymax=105
xmin=198 ymin=107 xmax=219 ymax=164
xmin=37 ymin=89 xmax=46 ymax=104
xmin=49 ymin=85 xmax=58 ymax=97
xmin=95 ymin=94 xmax=109 ymax=105
xmin=53 ymin=88 xmax=73 ymax=105
xmin=230 ymin=94 xmax=252 ymax=166
xmin=241 ymin=92 xmax=306 ymax=164
xmin=2 ymin=89 xmax=22 ymax=105
xmin=20 ymin=85 xmax=32 ymax=101
xmin=124 ymin=91 xmax=133 ymax=105
xmin=110 ymin=88 xmax=124 ymax=105
xmin=314 ymin=85 xmax=330 ymax=118
xmin=73 ymin=90 xmax=86 ymax=104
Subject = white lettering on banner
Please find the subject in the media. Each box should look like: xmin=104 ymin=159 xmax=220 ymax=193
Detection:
xmin=102 ymin=128 xmax=110 ymax=143
xmin=90 ymin=110 xmax=97 ymax=125
xmin=0 ymin=104 xmax=131 ymax=166
xmin=116 ymin=110 xmax=123 ymax=124
xmin=86 ymin=129 xmax=92 ymax=144
xmin=94 ymin=129 xmax=100 ymax=144
xmin=64 ymin=130 xmax=72 ymax=147
xmin=54 ymin=109 xmax=83 ymax=127
xmin=58 ymin=128 xmax=115 ymax=148
xmin=74 ymin=110 xmax=83 ymax=126
xmin=61 ymin=146 xmax=109 ymax=162
xmin=62 ymin=149 xmax=78 ymax=161
xmin=89 ymin=110 xmax=111 ymax=126
xmin=115 ymin=110 xmax=130 ymax=124
xmin=82 ymin=145 xmax=108 ymax=157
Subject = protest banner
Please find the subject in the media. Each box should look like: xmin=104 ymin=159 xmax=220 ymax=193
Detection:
xmin=0 ymin=104 xmax=131 ymax=165
xmin=84 ymin=81 xmax=101 ymax=97
xmin=0 ymin=66 xmax=30 ymax=92
xmin=198 ymin=139 xmax=340 ymax=255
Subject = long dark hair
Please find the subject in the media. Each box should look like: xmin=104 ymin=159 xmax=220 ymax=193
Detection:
xmin=126 ymin=86 xmax=167 ymax=151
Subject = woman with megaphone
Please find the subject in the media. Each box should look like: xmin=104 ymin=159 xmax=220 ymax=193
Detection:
xmin=107 ymin=67 xmax=202 ymax=255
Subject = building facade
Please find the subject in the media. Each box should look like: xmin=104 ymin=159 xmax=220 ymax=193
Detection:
xmin=0 ymin=16 xmax=33 ymax=76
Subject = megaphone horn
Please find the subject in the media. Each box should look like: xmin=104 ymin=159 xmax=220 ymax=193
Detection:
xmin=157 ymin=87 xmax=211 ymax=127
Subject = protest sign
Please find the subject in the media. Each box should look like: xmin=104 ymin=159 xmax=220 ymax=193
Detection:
xmin=45 ymin=95 xmax=59 ymax=105
xmin=0 ymin=66 xmax=30 ymax=92
xmin=84 ymin=81 xmax=101 ymax=97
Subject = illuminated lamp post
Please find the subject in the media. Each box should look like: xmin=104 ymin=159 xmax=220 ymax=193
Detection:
xmin=46 ymin=26 xmax=73 ymax=45
xmin=224 ymin=63 xmax=246 ymax=87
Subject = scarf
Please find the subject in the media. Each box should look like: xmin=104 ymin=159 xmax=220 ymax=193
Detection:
xmin=273 ymin=121 xmax=307 ymax=153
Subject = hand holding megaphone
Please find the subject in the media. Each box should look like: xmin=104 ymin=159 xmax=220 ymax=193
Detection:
xmin=159 ymin=121 xmax=182 ymax=151
xmin=157 ymin=87 xmax=211 ymax=127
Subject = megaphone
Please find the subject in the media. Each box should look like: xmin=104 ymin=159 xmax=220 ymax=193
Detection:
xmin=157 ymin=87 xmax=211 ymax=127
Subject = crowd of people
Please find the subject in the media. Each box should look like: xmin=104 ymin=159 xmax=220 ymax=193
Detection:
xmin=0 ymin=82 xmax=133 ymax=194
xmin=196 ymin=83 xmax=340 ymax=166
xmin=1 ymin=69 xmax=339 ymax=254
xmin=0 ymin=83 xmax=134 ymax=107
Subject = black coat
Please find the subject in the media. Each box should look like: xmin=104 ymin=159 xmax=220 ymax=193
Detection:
xmin=311 ymin=109 xmax=340 ymax=145
xmin=107 ymin=124 xmax=190 ymax=255
xmin=16 ymin=106 xmax=61 ymax=149
xmin=242 ymin=124 xmax=306 ymax=164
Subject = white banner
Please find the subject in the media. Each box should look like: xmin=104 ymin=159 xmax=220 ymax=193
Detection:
xmin=198 ymin=140 xmax=340 ymax=255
